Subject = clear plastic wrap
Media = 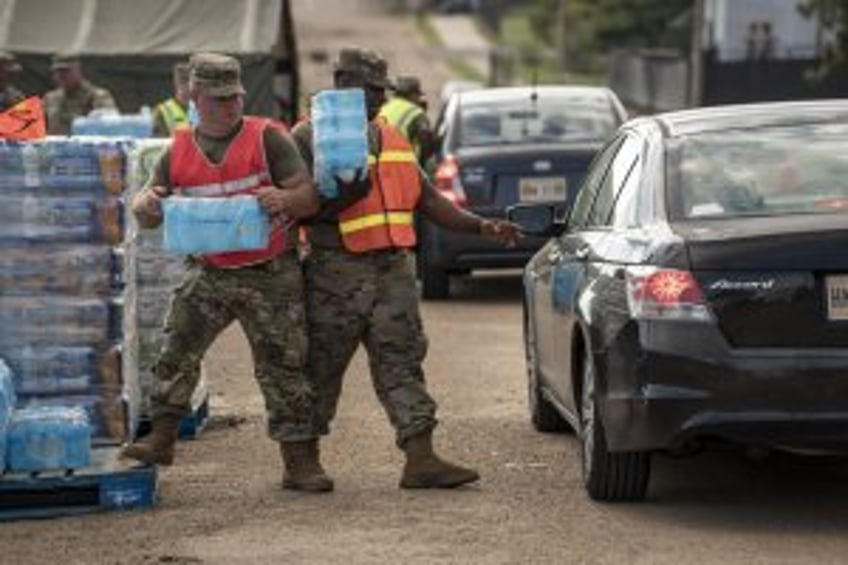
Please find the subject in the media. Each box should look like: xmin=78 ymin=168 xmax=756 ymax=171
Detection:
xmin=311 ymin=88 xmax=369 ymax=198
xmin=162 ymin=195 xmax=270 ymax=255
xmin=6 ymin=405 xmax=92 ymax=472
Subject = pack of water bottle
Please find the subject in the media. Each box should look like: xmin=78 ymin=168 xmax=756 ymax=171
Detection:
xmin=0 ymin=245 xmax=119 ymax=297
xmin=311 ymin=88 xmax=369 ymax=198
xmin=5 ymin=405 xmax=92 ymax=472
xmin=72 ymin=108 xmax=153 ymax=139
xmin=0 ymin=296 xmax=117 ymax=348
xmin=162 ymin=195 xmax=271 ymax=255
xmin=0 ymin=139 xmax=127 ymax=195
xmin=0 ymin=359 xmax=15 ymax=470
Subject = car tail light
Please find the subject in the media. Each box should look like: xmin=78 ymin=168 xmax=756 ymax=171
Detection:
xmin=434 ymin=154 xmax=468 ymax=207
xmin=626 ymin=266 xmax=712 ymax=322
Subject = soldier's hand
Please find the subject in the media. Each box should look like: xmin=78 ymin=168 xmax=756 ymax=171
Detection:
xmin=132 ymin=186 xmax=166 ymax=229
xmin=256 ymin=185 xmax=294 ymax=217
xmin=480 ymin=218 xmax=521 ymax=247
xmin=333 ymin=168 xmax=370 ymax=198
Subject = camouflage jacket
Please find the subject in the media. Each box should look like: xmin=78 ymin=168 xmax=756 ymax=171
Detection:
xmin=43 ymin=80 xmax=117 ymax=135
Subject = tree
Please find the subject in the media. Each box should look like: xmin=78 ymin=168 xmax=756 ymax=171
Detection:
xmin=798 ymin=0 xmax=848 ymax=74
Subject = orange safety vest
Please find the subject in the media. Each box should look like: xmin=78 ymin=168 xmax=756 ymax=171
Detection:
xmin=338 ymin=121 xmax=421 ymax=253
xmin=170 ymin=116 xmax=288 ymax=268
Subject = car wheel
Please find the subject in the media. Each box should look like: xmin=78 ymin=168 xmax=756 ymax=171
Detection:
xmin=580 ymin=343 xmax=651 ymax=502
xmin=524 ymin=309 xmax=569 ymax=432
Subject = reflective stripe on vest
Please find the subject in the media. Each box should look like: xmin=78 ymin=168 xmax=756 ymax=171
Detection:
xmin=378 ymin=97 xmax=424 ymax=154
xmin=337 ymin=121 xmax=421 ymax=253
xmin=159 ymin=98 xmax=189 ymax=134
xmin=170 ymin=116 xmax=287 ymax=268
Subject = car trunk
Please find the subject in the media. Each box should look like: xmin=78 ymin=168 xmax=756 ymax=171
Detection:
xmin=673 ymin=215 xmax=848 ymax=348
xmin=454 ymin=144 xmax=598 ymax=211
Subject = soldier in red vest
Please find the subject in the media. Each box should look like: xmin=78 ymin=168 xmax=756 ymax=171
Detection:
xmin=124 ymin=53 xmax=333 ymax=493
xmin=291 ymin=47 xmax=519 ymax=489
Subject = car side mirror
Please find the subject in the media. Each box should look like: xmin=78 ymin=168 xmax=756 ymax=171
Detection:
xmin=507 ymin=203 xmax=564 ymax=237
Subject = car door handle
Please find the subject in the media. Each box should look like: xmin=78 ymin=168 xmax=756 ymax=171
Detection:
xmin=575 ymin=246 xmax=590 ymax=260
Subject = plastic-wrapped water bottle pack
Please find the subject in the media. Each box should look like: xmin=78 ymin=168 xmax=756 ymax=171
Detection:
xmin=6 ymin=405 xmax=92 ymax=472
xmin=72 ymin=108 xmax=153 ymax=139
xmin=162 ymin=195 xmax=271 ymax=255
xmin=311 ymin=88 xmax=369 ymax=198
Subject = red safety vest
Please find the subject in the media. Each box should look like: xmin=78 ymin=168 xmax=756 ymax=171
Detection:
xmin=170 ymin=116 xmax=287 ymax=268
xmin=338 ymin=121 xmax=421 ymax=253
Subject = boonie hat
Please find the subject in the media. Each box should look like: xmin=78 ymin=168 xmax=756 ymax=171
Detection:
xmin=189 ymin=53 xmax=246 ymax=97
xmin=333 ymin=47 xmax=394 ymax=89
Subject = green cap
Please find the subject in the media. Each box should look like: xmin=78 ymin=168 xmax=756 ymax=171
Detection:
xmin=333 ymin=47 xmax=393 ymax=89
xmin=189 ymin=52 xmax=245 ymax=97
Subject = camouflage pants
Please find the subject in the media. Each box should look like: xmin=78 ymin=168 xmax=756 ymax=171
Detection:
xmin=152 ymin=252 xmax=315 ymax=442
xmin=303 ymin=247 xmax=437 ymax=447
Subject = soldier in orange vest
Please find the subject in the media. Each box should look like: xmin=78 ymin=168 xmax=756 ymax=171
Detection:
xmin=124 ymin=53 xmax=332 ymax=493
xmin=291 ymin=47 xmax=519 ymax=489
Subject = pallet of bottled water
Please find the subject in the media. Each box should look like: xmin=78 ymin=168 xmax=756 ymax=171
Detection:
xmin=0 ymin=138 xmax=139 ymax=445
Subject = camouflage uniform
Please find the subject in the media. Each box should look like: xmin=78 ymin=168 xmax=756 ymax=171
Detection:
xmin=154 ymin=253 xmax=315 ymax=441
xmin=44 ymin=54 xmax=117 ymax=135
xmin=292 ymin=49 xmax=438 ymax=447
xmin=145 ymin=54 xmax=316 ymax=442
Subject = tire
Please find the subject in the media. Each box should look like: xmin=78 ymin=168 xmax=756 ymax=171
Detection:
xmin=580 ymin=344 xmax=651 ymax=502
xmin=524 ymin=309 xmax=569 ymax=432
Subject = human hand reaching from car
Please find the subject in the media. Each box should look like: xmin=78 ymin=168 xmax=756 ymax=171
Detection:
xmin=480 ymin=218 xmax=521 ymax=247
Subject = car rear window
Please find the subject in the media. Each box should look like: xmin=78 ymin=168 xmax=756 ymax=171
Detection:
xmin=667 ymin=122 xmax=848 ymax=220
xmin=458 ymin=93 xmax=618 ymax=147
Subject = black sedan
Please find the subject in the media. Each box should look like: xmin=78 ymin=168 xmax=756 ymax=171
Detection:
xmin=509 ymin=100 xmax=848 ymax=502
xmin=419 ymin=85 xmax=627 ymax=299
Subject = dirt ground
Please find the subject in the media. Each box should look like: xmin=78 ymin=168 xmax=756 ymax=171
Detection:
xmin=6 ymin=2 xmax=848 ymax=564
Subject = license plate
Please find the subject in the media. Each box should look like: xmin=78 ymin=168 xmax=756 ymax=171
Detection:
xmin=826 ymin=274 xmax=848 ymax=320
xmin=519 ymin=177 xmax=566 ymax=202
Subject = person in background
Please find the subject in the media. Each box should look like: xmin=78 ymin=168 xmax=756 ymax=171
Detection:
xmin=378 ymin=74 xmax=435 ymax=167
xmin=152 ymin=62 xmax=191 ymax=137
xmin=43 ymin=53 xmax=117 ymax=135
xmin=123 ymin=53 xmax=331 ymax=493
xmin=0 ymin=51 xmax=25 ymax=112
xmin=291 ymin=47 xmax=520 ymax=490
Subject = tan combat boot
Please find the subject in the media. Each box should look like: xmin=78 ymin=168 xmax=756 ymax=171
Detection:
xmin=120 ymin=415 xmax=182 ymax=465
xmin=399 ymin=431 xmax=480 ymax=489
xmin=280 ymin=440 xmax=334 ymax=493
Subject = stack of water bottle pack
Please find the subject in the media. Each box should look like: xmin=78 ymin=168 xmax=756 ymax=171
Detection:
xmin=311 ymin=88 xmax=369 ymax=198
xmin=71 ymin=108 xmax=153 ymax=139
xmin=0 ymin=138 xmax=141 ymax=458
xmin=122 ymin=139 xmax=209 ymax=423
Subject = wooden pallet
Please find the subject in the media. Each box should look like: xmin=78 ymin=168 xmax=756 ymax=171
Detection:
xmin=0 ymin=446 xmax=157 ymax=521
